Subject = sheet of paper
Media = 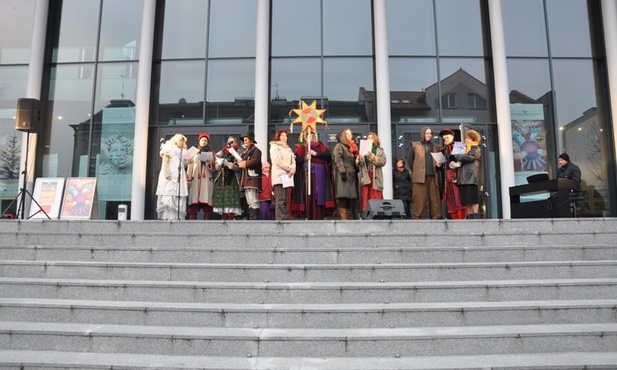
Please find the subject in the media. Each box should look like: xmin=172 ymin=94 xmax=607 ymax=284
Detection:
xmin=431 ymin=152 xmax=446 ymax=164
xmin=228 ymin=147 xmax=243 ymax=162
xmin=359 ymin=139 xmax=373 ymax=156
xmin=281 ymin=174 xmax=294 ymax=188
xmin=199 ymin=151 xmax=213 ymax=162
xmin=183 ymin=146 xmax=200 ymax=160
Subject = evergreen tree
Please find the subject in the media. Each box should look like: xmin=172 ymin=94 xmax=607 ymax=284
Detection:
xmin=0 ymin=134 xmax=21 ymax=179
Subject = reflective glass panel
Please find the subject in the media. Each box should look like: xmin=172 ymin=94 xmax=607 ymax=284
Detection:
xmin=324 ymin=58 xmax=373 ymax=122
xmin=98 ymin=0 xmax=143 ymax=61
xmin=160 ymin=0 xmax=208 ymax=59
xmin=271 ymin=0 xmax=320 ymax=57
xmin=388 ymin=57 xmax=439 ymax=123
xmin=269 ymin=58 xmax=321 ymax=124
xmin=553 ymin=59 xmax=609 ymax=216
xmin=44 ymin=65 xmax=95 ymax=178
xmin=546 ymin=0 xmax=592 ymax=58
xmin=205 ymin=59 xmax=255 ymax=124
xmin=157 ymin=61 xmax=206 ymax=125
xmin=435 ymin=0 xmax=484 ymax=56
xmin=387 ymin=0 xmax=436 ymax=56
xmin=323 ymin=0 xmax=372 ymax=56
xmin=91 ymin=63 xmax=138 ymax=214
xmin=0 ymin=0 xmax=35 ymax=64
xmin=438 ymin=58 xmax=490 ymax=123
xmin=502 ymin=0 xmax=548 ymax=57
xmin=208 ymin=0 xmax=257 ymax=58
xmin=52 ymin=0 xmax=100 ymax=63
xmin=507 ymin=59 xmax=553 ymax=185
xmin=0 ymin=66 xmax=28 ymax=206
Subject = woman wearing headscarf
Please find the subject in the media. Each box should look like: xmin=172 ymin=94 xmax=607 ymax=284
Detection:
xmin=212 ymin=135 xmax=243 ymax=220
xmin=357 ymin=131 xmax=387 ymax=214
xmin=332 ymin=128 xmax=359 ymax=220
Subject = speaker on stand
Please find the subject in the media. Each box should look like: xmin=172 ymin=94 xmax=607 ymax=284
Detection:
xmin=2 ymin=98 xmax=49 ymax=220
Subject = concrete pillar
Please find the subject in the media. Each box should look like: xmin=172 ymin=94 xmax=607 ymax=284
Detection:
xmin=254 ymin=0 xmax=270 ymax=162
xmin=488 ymin=0 xmax=514 ymax=219
xmin=601 ymin=0 xmax=617 ymax=189
xmin=130 ymin=0 xmax=156 ymax=220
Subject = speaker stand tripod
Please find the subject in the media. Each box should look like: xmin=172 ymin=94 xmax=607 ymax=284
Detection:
xmin=1 ymin=130 xmax=50 ymax=220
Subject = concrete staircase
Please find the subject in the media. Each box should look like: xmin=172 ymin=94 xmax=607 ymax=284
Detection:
xmin=0 ymin=218 xmax=616 ymax=369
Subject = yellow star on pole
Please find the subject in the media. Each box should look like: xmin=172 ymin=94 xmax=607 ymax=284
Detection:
xmin=289 ymin=100 xmax=328 ymax=141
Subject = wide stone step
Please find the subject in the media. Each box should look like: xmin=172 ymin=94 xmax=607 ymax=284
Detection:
xmin=2 ymin=350 xmax=617 ymax=370
xmin=2 ymin=244 xmax=615 ymax=264
xmin=1 ymin=321 xmax=615 ymax=358
xmin=1 ymin=219 xmax=615 ymax=249
xmin=1 ymin=277 xmax=615 ymax=304
xmin=1 ymin=298 xmax=615 ymax=329
xmin=2 ymin=260 xmax=617 ymax=282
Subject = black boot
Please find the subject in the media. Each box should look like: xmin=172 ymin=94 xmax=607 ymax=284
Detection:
xmin=249 ymin=208 xmax=259 ymax=220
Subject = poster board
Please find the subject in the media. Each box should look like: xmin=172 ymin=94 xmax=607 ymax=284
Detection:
xmin=29 ymin=178 xmax=65 ymax=219
xmin=60 ymin=177 xmax=99 ymax=220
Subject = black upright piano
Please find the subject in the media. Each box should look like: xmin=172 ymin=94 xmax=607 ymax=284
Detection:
xmin=509 ymin=178 xmax=576 ymax=218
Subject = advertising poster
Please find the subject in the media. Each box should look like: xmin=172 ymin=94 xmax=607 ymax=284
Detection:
xmin=511 ymin=104 xmax=548 ymax=185
xmin=29 ymin=178 xmax=65 ymax=219
xmin=60 ymin=177 xmax=98 ymax=219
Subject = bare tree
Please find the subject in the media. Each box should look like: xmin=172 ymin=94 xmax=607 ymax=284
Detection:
xmin=0 ymin=133 xmax=21 ymax=179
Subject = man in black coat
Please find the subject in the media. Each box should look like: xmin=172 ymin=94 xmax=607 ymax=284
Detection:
xmin=557 ymin=152 xmax=582 ymax=196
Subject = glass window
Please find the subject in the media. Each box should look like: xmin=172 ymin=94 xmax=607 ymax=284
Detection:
xmin=0 ymin=0 xmax=35 ymax=64
xmin=208 ymin=0 xmax=257 ymax=58
xmin=0 ymin=66 xmax=29 ymax=207
xmin=44 ymin=65 xmax=95 ymax=178
xmin=442 ymin=93 xmax=457 ymax=108
xmin=269 ymin=58 xmax=321 ymax=124
xmin=91 ymin=63 xmax=138 ymax=215
xmin=157 ymin=61 xmax=206 ymax=125
xmin=546 ymin=0 xmax=592 ymax=58
xmin=553 ymin=59 xmax=609 ymax=216
xmin=98 ymin=0 xmax=143 ymax=61
xmin=271 ymin=0 xmax=320 ymax=57
xmin=323 ymin=0 xmax=373 ymax=56
xmin=205 ymin=59 xmax=255 ymax=124
xmin=160 ymin=0 xmax=209 ymax=59
xmin=438 ymin=58 xmax=490 ymax=122
xmin=52 ymin=0 xmax=100 ymax=63
xmin=387 ymin=0 xmax=436 ymax=56
xmin=324 ymin=57 xmax=373 ymax=122
xmin=435 ymin=0 xmax=484 ymax=56
xmin=502 ymin=0 xmax=548 ymax=57
xmin=388 ymin=57 xmax=439 ymax=123
xmin=468 ymin=93 xmax=486 ymax=109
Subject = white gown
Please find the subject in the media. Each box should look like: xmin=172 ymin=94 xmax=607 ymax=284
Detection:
xmin=156 ymin=142 xmax=189 ymax=220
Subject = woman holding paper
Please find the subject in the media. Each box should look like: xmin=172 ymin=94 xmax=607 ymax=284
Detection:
xmin=448 ymin=129 xmax=482 ymax=219
xmin=212 ymin=135 xmax=243 ymax=220
xmin=356 ymin=132 xmax=387 ymax=214
xmin=270 ymin=130 xmax=296 ymax=220
xmin=186 ymin=132 xmax=216 ymax=220
xmin=332 ymin=128 xmax=359 ymax=220
xmin=156 ymin=133 xmax=189 ymax=220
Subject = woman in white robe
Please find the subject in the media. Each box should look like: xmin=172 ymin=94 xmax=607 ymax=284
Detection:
xmin=156 ymin=133 xmax=189 ymax=220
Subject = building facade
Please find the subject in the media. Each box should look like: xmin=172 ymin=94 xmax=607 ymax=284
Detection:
xmin=0 ymin=0 xmax=615 ymax=220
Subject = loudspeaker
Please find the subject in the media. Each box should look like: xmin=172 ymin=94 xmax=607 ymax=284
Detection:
xmin=15 ymin=98 xmax=40 ymax=132
xmin=362 ymin=199 xmax=406 ymax=219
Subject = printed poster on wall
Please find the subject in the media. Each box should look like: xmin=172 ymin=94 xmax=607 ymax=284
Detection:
xmin=511 ymin=104 xmax=548 ymax=185
xmin=60 ymin=177 xmax=98 ymax=219
xmin=29 ymin=178 xmax=65 ymax=219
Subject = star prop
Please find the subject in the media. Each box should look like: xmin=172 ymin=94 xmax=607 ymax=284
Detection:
xmin=289 ymin=100 xmax=328 ymax=141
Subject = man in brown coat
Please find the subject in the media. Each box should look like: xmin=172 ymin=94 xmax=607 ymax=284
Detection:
xmin=407 ymin=127 xmax=442 ymax=219
xmin=238 ymin=132 xmax=262 ymax=220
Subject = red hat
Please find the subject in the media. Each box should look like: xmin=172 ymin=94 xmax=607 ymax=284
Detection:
xmin=198 ymin=132 xmax=210 ymax=141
